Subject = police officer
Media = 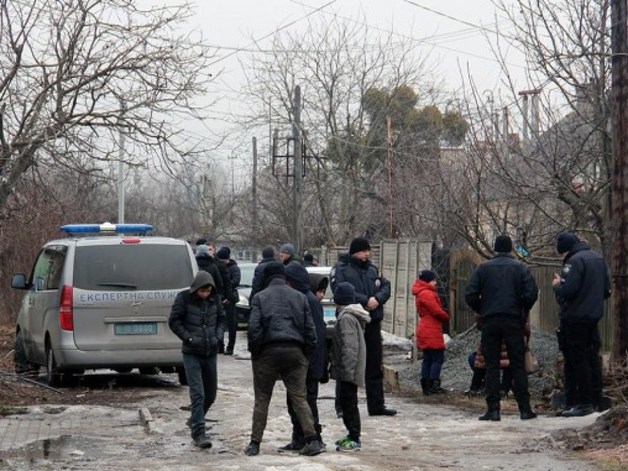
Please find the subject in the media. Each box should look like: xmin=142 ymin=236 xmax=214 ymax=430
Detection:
xmin=552 ymin=232 xmax=611 ymax=417
xmin=330 ymin=237 xmax=396 ymax=416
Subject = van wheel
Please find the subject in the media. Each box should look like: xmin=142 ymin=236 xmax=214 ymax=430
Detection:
xmin=176 ymin=367 xmax=188 ymax=386
xmin=46 ymin=346 xmax=67 ymax=388
xmin=14 ymin=331 xmax=39 ymax=376
xmin=139 ymin=367 xmax=159 ymax=375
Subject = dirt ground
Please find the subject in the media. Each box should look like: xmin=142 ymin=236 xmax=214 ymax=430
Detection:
xmin=1 ymin=326 xmax=627 ymax=470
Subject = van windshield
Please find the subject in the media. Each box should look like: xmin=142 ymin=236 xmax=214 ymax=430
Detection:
xmin=73 ymin=245 xmax=193 ymax=291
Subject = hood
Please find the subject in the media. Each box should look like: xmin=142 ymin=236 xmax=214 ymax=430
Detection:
xmin=340 ymin=303 xmax=371 ymax=325
xmin=412 ymin=279 xmax=435 ymax=296
xmin=190 ymin=271 xmax=215 ymax=293
xmin=285 ymin=263 xmax=310 ymax=294
xmin=564 ymin=241 xmax=591 ymax=263
xmin=308 ymin=273 xmax=329 ymax=295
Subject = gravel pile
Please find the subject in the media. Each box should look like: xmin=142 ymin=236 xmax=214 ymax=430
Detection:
xmin=395 ymin=326 xmax=561 ymax=399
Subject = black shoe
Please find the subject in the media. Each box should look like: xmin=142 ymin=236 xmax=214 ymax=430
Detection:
xmin=193 ymin=433 xmax=212 ymax=449
xmin=299 ymin=440 xmax=323 ymax=456
xmin=478 ymin=410 xmax=501 ymax=421
xmin=560 ymin=404 xmax=595 ymax=417
xmin=224 ymin=347 xmax=234 ymax=355
xmin=369 ymin=407 xmax=397 ymax=416
xmin=520 ymin=410 xmax=538 ymax=420
xmin=278 ymin=441 xmax=304 ymax=452
xmin=245 ymin=441 xmax=260 ymax=456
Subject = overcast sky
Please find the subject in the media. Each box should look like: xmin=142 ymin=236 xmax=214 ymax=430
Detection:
xmin=172 ymin=0 xmax=529 ymax=176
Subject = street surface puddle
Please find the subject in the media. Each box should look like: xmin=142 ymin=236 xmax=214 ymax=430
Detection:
xmin=0 ymin=435 xmax=71 ymax=461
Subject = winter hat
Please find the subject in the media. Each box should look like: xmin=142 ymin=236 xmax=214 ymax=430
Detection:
xmin=190 ymin=271 xmax=214 ymax=294
xmin=195 ymin=237 xmax=208 ymax=246
xmin=494 ymin=235 xmax=513 ymax=253
xmin=349 ymin=237 xmax=371 ymax=255
xmin=195 ymin=244 xmax=210 ymax=257
xmin=285 ymin=263 xmax=310 ymax=292
xmin=262 ymin=261 xmax=286 ymax=284
xmin=279 ymin=243 xmax=297 ymax=257
xmin=334 ymin=282 xmax=356 ymax=305
xmin=419 ymin=269 xmax=437 ymax=282
xmin=261 ymin=246 xmax=275 ymax=259
xmin=303 ymin=253 xmax=314 ymax=262
xmin=556 ymin=232 xmax=579 ymax=254
xmin=216 ymin=247 xmax=231 ymax=260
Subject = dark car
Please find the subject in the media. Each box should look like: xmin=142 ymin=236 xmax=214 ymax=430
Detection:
xmin=235 ymin=263 xmax=335 ymax=338
xmin=235 ymin=262 xmax=257 ymax=327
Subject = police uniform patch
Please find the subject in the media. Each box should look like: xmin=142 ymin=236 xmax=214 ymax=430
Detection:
xmin=562 ymin=264 xmax=572 ymax=275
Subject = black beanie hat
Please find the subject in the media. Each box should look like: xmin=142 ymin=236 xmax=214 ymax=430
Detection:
xmin=556 ymin=232 xmax=579 ymax=254
xmin=334 ymin=282 xmax=356 ymax=305
xmin=419 ymin=269 xmax=437 ymax=282
xmin=494 ymin=235 xmax=513 ymax=253
xmin=349 ymin=237 xmax=371 ymax=255
xmin=261 ymin=246 xmax=275 ymax=259
xmin=216 ymin=247 xmax=231 ymax=260
xmin=263 ymin=261 xmax=285 ymax=285
xmin=195 ymin=237 xmax=208 ymax=246
xmin=304 ymin=253 xmax=314 ymax=262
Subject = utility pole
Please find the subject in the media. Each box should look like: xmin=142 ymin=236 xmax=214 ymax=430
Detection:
xmin=251 ymin=137 xmax=258 ymax=262
xmin=386 ymin=115 xmax=394 ymax=238
xmin=611 ymin=0 xmax=628 ymax=361
xmin=292 ymin=85 xmax=303 ymax=254
xmin=117 ymin=98 xmax=126 ymax=224
xmin=518 ymin=88 xmax=542 ymax=146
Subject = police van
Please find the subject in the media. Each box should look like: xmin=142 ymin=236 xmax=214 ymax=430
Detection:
xmin=11 ymin=223 xmax=196 ymax=386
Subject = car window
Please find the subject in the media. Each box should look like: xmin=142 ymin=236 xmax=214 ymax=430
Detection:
xmin=73 ymin=244 xmax=193 ymax=291
xmin=30 ymin=245 xmax=67 ymax=291
xmin=239 ymin=264 xmax=256 ymax=287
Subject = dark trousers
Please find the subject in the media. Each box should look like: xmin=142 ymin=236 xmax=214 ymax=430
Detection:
xmin=338 ymin=380 xmax=361 ymax=442
xmin=224 ymin=302 xmax=237 ymax=349
xmin=250 ymin=344 xmax=315 ymax=443
xmin=480 ymin=317 xmax=530 ymax=412
xmin=421 ymin=349 xmax=445 ymax=380
xmin=562 ymin=321 xmax=599 ymax=407
xmin=286 ymin=374 xmax=321 ymax=443
xmin=183 ymin=353 xmax=217 ymax=437
xmin=364 ymin=321 xmax=385 ymax=414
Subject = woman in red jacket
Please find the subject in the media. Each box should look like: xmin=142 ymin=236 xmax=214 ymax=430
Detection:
xmin=412 ymin=270 xmax=450 ymax=395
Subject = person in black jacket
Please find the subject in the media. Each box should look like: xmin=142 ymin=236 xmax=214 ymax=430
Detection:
xmin=330 ymin=237 xmax=396 ymax=417
xmin=244 ymin=262 xmax=321 ymax=457
xmin=465 ymin=235 xmax=538 ymax=421
xmin=217 ymin=247 xmax=241 ymax=355
xmin=196 ymin=243 xmax=232 ymax=353
xmin=552 ymin=232 xmax=611 ymax=417
xmin=168 ymin=271 xmax=225 ymax=449
xmin=249 ymin=246 xmax=276 ymax=303
xmin=279 ymin=263 xmax=327 ymax=452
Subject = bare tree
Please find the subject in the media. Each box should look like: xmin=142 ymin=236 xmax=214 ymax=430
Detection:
xmin=240 ymin=15 xmax=441 ymax=245
xmin=0 ymin=0 xmax=217 ymax=217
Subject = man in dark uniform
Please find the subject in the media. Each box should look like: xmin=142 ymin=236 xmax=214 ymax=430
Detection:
xmin=330 ymin=237 xmax=396 ymax=416
xmin=465 ymin=235 xmax=538 ymax=421
xmin=552 ymin=232 xmax=611 ymax=417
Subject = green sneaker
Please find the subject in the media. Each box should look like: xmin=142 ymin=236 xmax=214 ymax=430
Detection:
xmin=336 ymin=439 xmax=361 ymax=452
xmin=335 ymin=436 xmax=350 ymax=446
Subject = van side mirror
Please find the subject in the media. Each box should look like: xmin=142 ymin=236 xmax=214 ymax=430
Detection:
xmin=11 ymin=273 xmax=29 ymax=290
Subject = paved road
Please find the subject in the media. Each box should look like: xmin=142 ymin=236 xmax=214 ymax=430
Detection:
xmin=0 ymin=332 xmax=603 ymax=470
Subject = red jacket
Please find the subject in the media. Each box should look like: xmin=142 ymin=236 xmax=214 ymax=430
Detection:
xmin=412 ymin=279 xmax=450 ymax=350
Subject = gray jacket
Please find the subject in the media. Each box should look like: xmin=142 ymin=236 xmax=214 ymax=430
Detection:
xmin=247 ymin=275 xmax=317 ymax=358
xmin=332 ymin=304 xmax=371 ymax=386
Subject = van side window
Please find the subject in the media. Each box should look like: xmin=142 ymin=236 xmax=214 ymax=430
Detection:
xmin=30 ymin=246 xmax=67 ymax=291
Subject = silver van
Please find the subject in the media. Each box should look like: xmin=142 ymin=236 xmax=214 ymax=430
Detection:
xmin=11 ymin=223 xmax=196 ymax=386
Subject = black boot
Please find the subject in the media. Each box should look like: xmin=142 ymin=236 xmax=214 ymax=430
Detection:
xmin=519 ymin=404 xmax=538 ymax=420
xmin=479 ymin=409 xmax=501 ymax=421
xmin=429 ymin=379 xmax=447 ymax=394
xmin=420 ymin=378 xmax=431 ymax=396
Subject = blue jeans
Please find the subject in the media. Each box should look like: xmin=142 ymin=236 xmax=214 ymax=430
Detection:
xmin=421 ymin=349 xmax=445 ymax=380
xmin=183 ymin=353 xmax=217 ymax=436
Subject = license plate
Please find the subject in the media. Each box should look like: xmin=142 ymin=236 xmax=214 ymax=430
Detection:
xmin=114 ymin=322 xmax=157 ymax=335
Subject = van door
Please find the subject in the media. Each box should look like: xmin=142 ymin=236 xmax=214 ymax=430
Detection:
xmin=70 ymin=242 xmax=194 ymax=352
xmin=24 ymin=245 xmax=66 ymax=365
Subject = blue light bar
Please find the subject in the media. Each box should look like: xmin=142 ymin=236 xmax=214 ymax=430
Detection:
xmin=60 ymin=223 xmax=154 ymax=234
